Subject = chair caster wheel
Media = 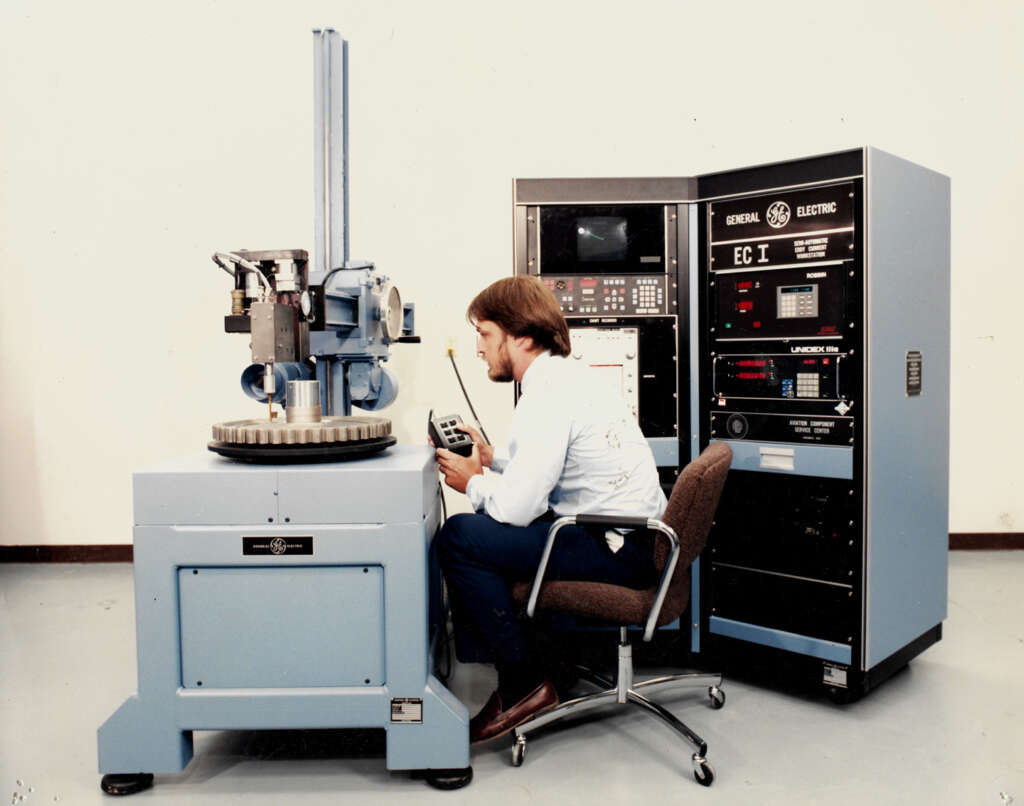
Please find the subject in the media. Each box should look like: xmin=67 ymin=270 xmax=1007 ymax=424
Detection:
xmin=692 ymin=755 xmax=714 ymax=787
xmin=708 ymin=685 xmax=725 ymax=709
xmin=511 ymin=733 xmax=527 ymax=767
xmin=422 ymin=766 xmax=473 ymax=790
xmin=100 ymin=773 xmax=154 ymax=796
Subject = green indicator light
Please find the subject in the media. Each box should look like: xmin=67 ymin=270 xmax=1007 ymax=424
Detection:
xmin=725 ymin=322 xmax=733 ymax=329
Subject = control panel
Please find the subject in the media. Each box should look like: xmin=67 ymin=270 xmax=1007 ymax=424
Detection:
xmin=542 ymin=275 xmax=668 ymax=316
xmin=713 ymin=353 xmax=845 ymax=401
xmin=568 ymin=327 xmax=640 ymax=419
xmin=706 ymin=181 xmax=859 ymax=446
xmin=700 ymin=174 xmax=866 ymax=694
xmin=714 ymin=265 xmax=845 ymax=341
xmin=514 ymin=179 xmax=692 ymax=471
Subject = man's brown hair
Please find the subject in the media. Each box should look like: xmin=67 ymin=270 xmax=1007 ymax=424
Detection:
xmin=467 ymin=276 xmax=571 ymax=357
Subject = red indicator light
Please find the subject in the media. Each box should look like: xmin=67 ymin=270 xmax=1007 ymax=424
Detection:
xmin=803 ymin=359 xmax=817 ymax=365
xmin=737 ymin=301 xmax=754 ymax=311
xmin=737 ymin=281 xmax=753 ymax=290
xmin=823 ymin=358 xmax=831 ymax=365
xmin=753 ymin=321 xmax=762 ymax=328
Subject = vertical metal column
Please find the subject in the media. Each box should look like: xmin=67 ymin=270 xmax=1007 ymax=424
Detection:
xmin=313 ymin=29 xmax=349 ymax=275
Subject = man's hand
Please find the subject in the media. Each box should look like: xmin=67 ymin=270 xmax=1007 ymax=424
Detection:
xmin=454 ymin=424 xmax=494 ymax=467
xmin=436 ymin=444 xmax=484 ymax=494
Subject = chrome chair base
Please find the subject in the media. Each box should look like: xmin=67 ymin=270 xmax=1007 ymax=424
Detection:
xmin=510 ymin=630 xmax=724 ymax=787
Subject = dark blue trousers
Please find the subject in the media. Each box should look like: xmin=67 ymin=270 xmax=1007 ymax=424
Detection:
xmin=436 ymin=512 xmax=656 ymax=667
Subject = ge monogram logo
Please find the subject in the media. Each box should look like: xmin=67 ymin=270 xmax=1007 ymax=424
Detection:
xmin=269 ymin=537 xmax=288 ymax=555
xmin=766 ymin=201 xmax=791 ymax=229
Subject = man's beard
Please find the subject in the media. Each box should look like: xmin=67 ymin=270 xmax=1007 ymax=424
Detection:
xmin=487 ymin=341 xmax=514 ymax=383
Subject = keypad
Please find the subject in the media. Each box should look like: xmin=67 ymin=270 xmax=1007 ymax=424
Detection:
xmin=795 ymin=373 xmax=820 ymax=398
xmin=630 ymin=277 xmax=663 ymax=314
xmin=777 ymin=285 xmax=819 ymax=319
xmin=435 ymin=415 xmax=473 ymax=451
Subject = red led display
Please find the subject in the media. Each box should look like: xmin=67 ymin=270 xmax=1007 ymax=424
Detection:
xmin=737 ymin=281 xmax=753 ymax=290
xmin=737 ymin=301 xmax=754 ymax=311
xmin=580 ymin=278 xmax=597 ymax=288
xmin=736 ymin=372 xmax=767 ymax=380
xmin=735 ymin=360 xmax=767 ymax=367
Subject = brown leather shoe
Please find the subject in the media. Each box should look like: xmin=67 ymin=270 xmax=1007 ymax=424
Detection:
xmin=470 ymin=680 xmax=558 ymax=744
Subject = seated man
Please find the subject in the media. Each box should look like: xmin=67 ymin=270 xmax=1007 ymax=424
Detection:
xmin=435 ymin=275 xmax=667 ymax=744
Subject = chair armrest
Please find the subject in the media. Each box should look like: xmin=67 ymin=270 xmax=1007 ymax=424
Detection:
xmin=524 ymin=514 xmax=681 ymax=643
xmin=642 ymin=518 xmax=680 ymax=642
xmin=574 ymin=513 xmax=653 ymax=530
xmin=525 ymin=516 xmax=577 ymax=619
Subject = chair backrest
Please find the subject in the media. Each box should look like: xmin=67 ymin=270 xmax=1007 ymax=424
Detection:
xmin=652 ymin=441 xmax=733 ymax=627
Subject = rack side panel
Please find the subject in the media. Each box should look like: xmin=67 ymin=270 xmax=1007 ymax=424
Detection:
xmin=863 ymin=148 xmax=950 ymax=669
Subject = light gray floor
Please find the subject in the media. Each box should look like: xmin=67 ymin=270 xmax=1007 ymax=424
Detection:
xmin=1 ymin=552 xmax=1021 ymax=805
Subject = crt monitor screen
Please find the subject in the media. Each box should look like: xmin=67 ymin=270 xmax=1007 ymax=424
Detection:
xmin=540 ymin=204 xmax=664 ymax=274
xmin=576 ymin=216 xmax=628 ymax=262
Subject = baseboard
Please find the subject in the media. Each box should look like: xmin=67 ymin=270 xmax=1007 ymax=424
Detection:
xmin=2 ymin=535 xmax=1022 ymax=562
xmin=0 ymin=545 xmax=133 ymax=562
xmin=948 ymin=533 xmax=1024 ymax=550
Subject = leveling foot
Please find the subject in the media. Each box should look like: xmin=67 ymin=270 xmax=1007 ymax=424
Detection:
xmin=416 ymin=766 xmax=474 ymax=790
xmin=100 ymin=773 xmax=154 ymax=796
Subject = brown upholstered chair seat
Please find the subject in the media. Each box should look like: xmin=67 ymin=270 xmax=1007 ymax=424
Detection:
xmin=510 ymin=578 xmax=684 ymax=629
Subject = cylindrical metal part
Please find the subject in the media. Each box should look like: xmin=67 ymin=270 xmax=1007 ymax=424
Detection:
xmin=617 ymin=639 xmax=633 ymax=704
xmin=240 ymin=361 xmax=313 ymax=404
xmin=231 ymin=289 xmax=245 ymax=315
xmin=245 ymin=271 xmax=262 ymax=298
xmin=285 ymin=380 xmax=323 ymax=423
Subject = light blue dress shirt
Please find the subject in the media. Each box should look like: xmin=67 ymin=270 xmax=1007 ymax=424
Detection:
xmin=466 ymin=351 xmax=667 ymax=550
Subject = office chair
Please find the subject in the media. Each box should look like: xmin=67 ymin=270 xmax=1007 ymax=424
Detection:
xmin=508 ymin=441 xmax=732 ymax=786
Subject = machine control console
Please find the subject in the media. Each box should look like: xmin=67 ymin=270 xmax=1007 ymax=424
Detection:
xmin=541 ymin=275 xmax=668 ymax=316
xmin=707 ymin=181 xmax=858 ymax=446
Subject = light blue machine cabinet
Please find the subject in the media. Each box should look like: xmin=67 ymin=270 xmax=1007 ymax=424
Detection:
xmin=99 ymin=29 xmax=472 ymax=794
xmin=97 ymin=446 xmax=470 ymax=790
xmin=697 ymin=149 xmax=950 ymax=700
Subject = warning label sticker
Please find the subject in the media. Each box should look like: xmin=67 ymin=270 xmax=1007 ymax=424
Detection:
xmin=391 ymin=698 xmax=423 ymax=723
xmin=823 ymin=663 xmax=849 ymax=688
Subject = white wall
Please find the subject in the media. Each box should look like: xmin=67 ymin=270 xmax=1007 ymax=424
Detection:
xmin=1 ymin=0 xmax=1019 ymax=545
